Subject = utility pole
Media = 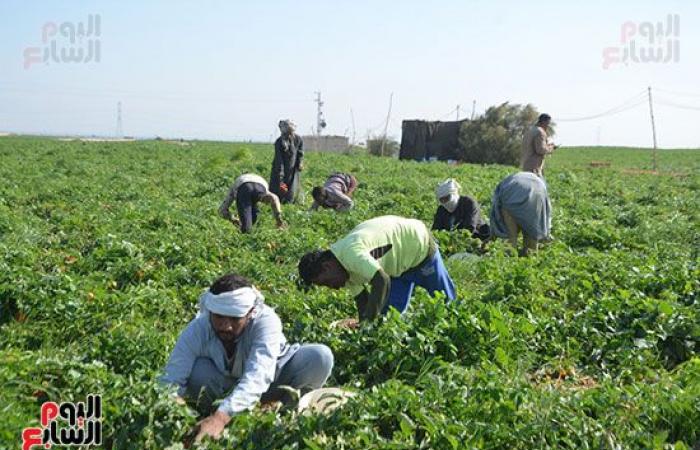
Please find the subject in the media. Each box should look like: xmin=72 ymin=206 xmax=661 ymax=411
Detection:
xmin=470 ymin=100 xmax=476 ymax=120
xmin=456 ymin=104 xmax=460 ymax=121
xmin=647 ymin=86 xmax=658 ymax=171
xmin=379 ymin=92 xmax=393 ymax=157
xmin=116 ymin=101 xmax=123 ymax=138
xmin=314 ymin=91 xmax=325 ymax=136
xmin=350 ymin=108 xmax=356 ymax=146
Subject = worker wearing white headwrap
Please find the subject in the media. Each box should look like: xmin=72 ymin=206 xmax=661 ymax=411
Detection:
xmin=436 ymin=179 xmax=461 ymax=213
xmin=161 ymin=274 xmax=333 ymax=443
xmin=271 ymin=119 xmax=304 ymax=204
xmin=432 ymin=178 xmax=490 ymax=240
xmin=196 ymin=286 xmax=265 ymax=318
xmin=278 ymin=119 xmax=297 ymax=134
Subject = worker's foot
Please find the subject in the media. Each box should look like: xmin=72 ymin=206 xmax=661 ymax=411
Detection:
xmin=260 ymin=385 xmax=300 ymax=411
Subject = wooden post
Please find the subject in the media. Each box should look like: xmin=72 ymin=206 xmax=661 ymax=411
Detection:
xmin=647 ymin=86 xmax=658 ymax=171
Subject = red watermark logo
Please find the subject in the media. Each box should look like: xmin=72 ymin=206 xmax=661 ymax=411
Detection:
xmin=23 ymin=14 xmax=102 ymax=70
xmin=602 ymin=14 xmax=680 ymax=70
xmin=21 ymin=394 xmax=102 ymax=449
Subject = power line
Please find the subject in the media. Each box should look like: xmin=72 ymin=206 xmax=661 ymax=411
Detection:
xmin=556 ymin=90 xmax=647 ymax=122
xmin=655 ymin=99 xmax=700 ymax=112
xmin=655 ymin=87 xmax=700 ymax=98
xmin=379 ymin=92 xmax=394 ymax=156
xmin=438 ymin=106 xmax=459 ymax=120
xmin=0 ymin=82 xmax=314 ymax=104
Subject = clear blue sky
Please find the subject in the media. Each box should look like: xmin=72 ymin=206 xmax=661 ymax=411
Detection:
xmin=1 ymin=0 xmax=698 ymax=147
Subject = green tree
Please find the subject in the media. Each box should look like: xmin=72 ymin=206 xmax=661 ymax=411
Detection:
xmin=458 ymin=102 xmax=553 ymax=166
xmin=367 ymin=136 xmax=400 ymax=157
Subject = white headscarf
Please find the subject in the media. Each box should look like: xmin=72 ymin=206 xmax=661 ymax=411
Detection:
xmin=436 ymin=179 xmax=461 ymax=199
xmin=197 ymin=286 xmax=265 ymax=318
xmin=436 ymin=179 xmax=461 ymax=213
xmin=278 ymin=119 xmax=296 ymax=134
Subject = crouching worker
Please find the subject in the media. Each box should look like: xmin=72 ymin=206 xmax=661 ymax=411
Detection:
xmin=160 ymin=273 xmax=334 ymax=443
xmin=310 ymin=172 xmax=358 ymax=212
xmin=298 ymin=215 xmax=456 ymax=328
xmin=432 ymin=178 xmax=490 ymax=240
xmin=219 ymin=173 xmax=285 ymax=233
xmin=489 ymin=172 xmax=552 ymax=256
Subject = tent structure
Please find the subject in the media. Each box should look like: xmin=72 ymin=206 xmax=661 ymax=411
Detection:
xmin=399 ymin=119 xmax=468 ymax=161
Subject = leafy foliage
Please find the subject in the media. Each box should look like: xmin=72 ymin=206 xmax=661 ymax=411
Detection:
xmin=367 ymin=136 xmax=400 ymax=158
xmin=0 ymin=137 xmax=698 ymax=449
xmin=458 ymin=102 xmax=551 ymax=165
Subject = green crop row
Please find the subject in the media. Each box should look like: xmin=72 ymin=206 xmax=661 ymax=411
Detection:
xmin=0 ymin=137 xmax=698 ymax=449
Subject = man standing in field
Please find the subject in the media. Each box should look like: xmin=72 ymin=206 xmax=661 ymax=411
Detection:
xmin=309 ymin=172 xmax=358 ymax=212
xmin=298 ymin=215 xmax=456 ymax=327
xmin=219 ymin=173 xmax=286 ymax=233
xmin=161 ymin=273 xmax=334 ymax=443
xmin=521 ymin=113 xmax=557 ymax=177
xmin=270 ymin=119 xmax=304 ymax=204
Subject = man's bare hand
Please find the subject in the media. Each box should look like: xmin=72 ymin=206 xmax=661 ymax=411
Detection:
xmin=193 ymin=410 xmax=231 ymax=444
xmin=331 ymin=317 xmax=360 ymax=330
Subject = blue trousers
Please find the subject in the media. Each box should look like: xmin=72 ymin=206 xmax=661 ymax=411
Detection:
xmin=185 ymin=344 xmax=333 ymax=413
xmin=381 ymin=248 xmax=456 ymax=315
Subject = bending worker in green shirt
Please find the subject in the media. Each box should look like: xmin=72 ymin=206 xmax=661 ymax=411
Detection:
xmin=298 ymin=215 xmax=456 ymax=326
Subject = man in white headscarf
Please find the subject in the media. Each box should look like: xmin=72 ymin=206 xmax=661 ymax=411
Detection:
xmin=432 ymin=178 xmax=490 ymax=240
xmin=161 ymin=273 xmax=333 ymax=443
xmin=271 ymin=119 xmax=304 ymax=204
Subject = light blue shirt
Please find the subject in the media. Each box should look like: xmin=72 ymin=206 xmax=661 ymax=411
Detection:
xmin=490 ymin=172 xmax=552 ymax=240
xmin=160 ymin=305 xmax=298 ymax=416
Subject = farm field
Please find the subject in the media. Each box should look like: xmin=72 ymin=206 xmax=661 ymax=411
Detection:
xmin=0 ymin=136 xmax=698 ymax=449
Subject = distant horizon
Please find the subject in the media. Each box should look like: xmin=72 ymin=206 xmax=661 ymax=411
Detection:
xmin=1 ymin=132 xmax=698 ymax=151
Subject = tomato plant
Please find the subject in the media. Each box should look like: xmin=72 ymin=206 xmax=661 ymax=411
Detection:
xmin=0 ymin=137 xmax=698 ymax=448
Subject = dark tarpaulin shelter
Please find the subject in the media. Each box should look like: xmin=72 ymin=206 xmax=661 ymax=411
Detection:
xmin=399 ymin=119 xmax=469 ymax=161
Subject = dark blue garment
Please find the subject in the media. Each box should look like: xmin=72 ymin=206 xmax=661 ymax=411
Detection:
xmin=381 ymin=247 xmax=456 ymax=315
xmin=236 ymin=182 xmax=266 ymax=233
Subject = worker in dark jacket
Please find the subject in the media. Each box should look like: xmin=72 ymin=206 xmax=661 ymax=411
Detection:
xmin=432 ymin=179 xmax=490 ymax=240
xmin=270 ymin=119 xmax=304 ymax=204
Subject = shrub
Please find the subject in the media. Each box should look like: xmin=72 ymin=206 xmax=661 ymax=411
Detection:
xmin=458 ymin=102 xmax=553 ymax=166
xmin=367 ymin=136 xmax=399 ymax=157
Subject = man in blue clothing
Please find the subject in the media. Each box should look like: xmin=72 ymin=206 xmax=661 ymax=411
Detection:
xmin=298 ymin=216 xmax=456 ymax=328
xmin=161 ymin=273 xmax=333 ymax=443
